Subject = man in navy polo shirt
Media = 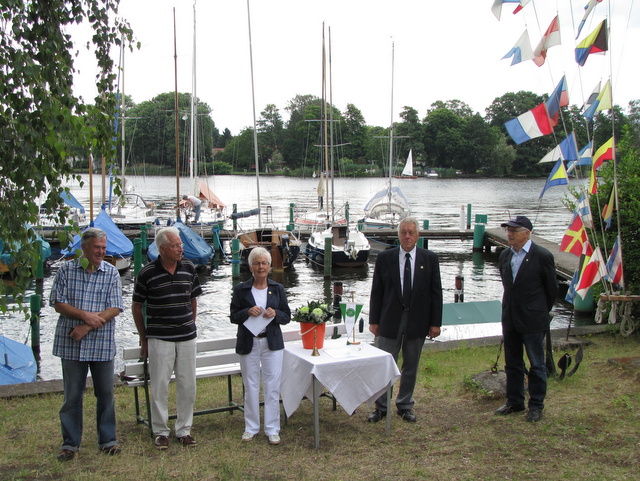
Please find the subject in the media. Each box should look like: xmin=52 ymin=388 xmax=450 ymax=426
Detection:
xmin=132 ymin=227 xmax=203 ymax=449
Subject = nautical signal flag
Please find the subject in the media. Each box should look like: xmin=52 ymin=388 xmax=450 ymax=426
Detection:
xmin=567 ymin=142 xmax=594 ymax=174
xmin=565 ymin=267 xmax=581 ymax=305
xmin=560 ymin=213 xmax=589 ymax=257
xmin=539 ymin=132 xmax=579 ymax=164
xmin=545 ymin=76 xmax=569 ymax=128
xmin=533 ymin=16 xmax=561 ymax=67
xmin=604 ymin=236 xmax=624 ymax=287
xmin=583 ymin=79 xmax=612 ymax=120
xmin=581 ymin=81 xmax=601 ymax=117
xmin=601 ymin=186 xmax=615 ymax=230
xmin=589 ymin=137 xmax=614 ymax=194
xmin=576 ymin=0 xmax=604 ymax=39
xmin=576 ymin=247 xmax=607 ymax=300
xmin=504 ymin=103 xmax=553 ymax=145
xmin=577 ymin=192 xmax=594 ymax=228
xmin=491 ymin=0 xmax=531 ymax=21
xmin=539 ymin=159 xmax=568 ymax=199
xmin=575 ymin=19 xmax=608 ymax=66
xmin=502 ymin=30 xmax=534 ymax=66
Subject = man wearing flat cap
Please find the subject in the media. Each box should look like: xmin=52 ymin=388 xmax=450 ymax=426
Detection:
xmin=495 ymin=215 xmax=558 ymax=422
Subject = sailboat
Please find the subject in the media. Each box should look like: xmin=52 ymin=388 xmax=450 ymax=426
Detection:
xmin=393 ymin=149 xmax=417 ymax=179
xmin=147 ymin=7 xmax=214 ymax=269
xmin=304 ymin=24 xmax=370 ymax=268
xmin=179 ymin=6 xmax=226 ymax=228
xmin=360 ymin=42 xmax=411 ymax=229
xmin=233 ymin=0 xmax=301 ymax=270
xmin=107 ymin=41 xmax=158 ymax=228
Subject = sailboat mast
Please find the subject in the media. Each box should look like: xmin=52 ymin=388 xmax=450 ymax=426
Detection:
xmin=190 ymin=1 xmax=197 ymax=191
xmin=247 ymin=0 xmax=262 ymax=227
xmin=388 ymin=41 xmax=395 ymax=206
xmin=120 ymin=34 xmax=126 ymax=191
xmin=322 ymin=24 xmax=329 ymax=221
xmin=173 ymin=8 xmax=180 ymax=216
xmin=328 ymin=26 xmax=335 ymax=225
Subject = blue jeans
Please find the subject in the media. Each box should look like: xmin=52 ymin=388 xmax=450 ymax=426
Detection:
xmin=503 ymin=330 xmax=547 ymax=410
xmin=60 ymin=359 xmax=118 ymax=452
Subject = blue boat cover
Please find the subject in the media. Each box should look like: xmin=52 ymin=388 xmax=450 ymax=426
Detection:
xmin=147 ymin=220 xmax=214 ymax=266
xmin=60 ymin=191 xmax=85 ymax=214
xmin=63 ymin=209 xmax=134 ymax=257
xmin=0 ymin=335 xmax=37 ymax=385
xmin=0 ymin=227 xmax=52 ymax=265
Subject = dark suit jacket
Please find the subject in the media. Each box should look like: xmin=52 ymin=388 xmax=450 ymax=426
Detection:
xmin=230 ymin=278 xmax=291 ymax=354
xmin=498 ymin=242 xmax=559 ymax=333
xmin=369 ymin=246 xmax=443 ymax=339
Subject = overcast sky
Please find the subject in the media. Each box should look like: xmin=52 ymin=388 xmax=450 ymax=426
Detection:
xmin=69 ymin=0 xmax=639 ymax=135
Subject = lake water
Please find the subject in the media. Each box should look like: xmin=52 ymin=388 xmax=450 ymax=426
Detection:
xmin=3 ymin=174 xmax=586 ymax=380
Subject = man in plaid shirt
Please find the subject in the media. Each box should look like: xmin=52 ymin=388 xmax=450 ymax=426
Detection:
xmin=50 ymin=228 xmax=123 ymax=461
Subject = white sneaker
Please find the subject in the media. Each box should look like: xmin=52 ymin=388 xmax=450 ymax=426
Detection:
xmin=267 ymin=434 xmax=281 ymax=445
xmin=241 ymin=432 xmax=255 ymax=442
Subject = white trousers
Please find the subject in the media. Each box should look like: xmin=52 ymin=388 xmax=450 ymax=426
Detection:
xmin=239 ymin=337 xmax=283 ymax=436
xmin=148 ymin=338 xmax=197 ymax=438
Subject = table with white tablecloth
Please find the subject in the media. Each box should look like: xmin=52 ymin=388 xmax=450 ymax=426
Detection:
xmin=280 ymin=339 xmax=401 ymax=447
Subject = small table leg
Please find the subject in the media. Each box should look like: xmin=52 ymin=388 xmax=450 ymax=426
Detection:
xmin=313 ymin=375 xmax=320 ymax=448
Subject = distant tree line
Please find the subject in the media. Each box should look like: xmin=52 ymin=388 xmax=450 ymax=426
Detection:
xmin=103 ymin=91 xmax=639 ymax=179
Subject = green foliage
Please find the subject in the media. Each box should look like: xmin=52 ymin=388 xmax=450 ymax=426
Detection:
xmin=0 ymin=1 xmax=134 ymax=312
xmin=211 ymin=161 xmax=233 ymax=175
xmin=596 ymin=126 xmax=640 ymax=292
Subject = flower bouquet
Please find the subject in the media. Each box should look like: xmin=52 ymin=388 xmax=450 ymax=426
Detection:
xmin=292 ymin=300 xmax=333 ymax=353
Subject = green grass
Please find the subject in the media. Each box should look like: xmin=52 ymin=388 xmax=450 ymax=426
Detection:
xmin=1 ymin=331 xmax=638 ymax=480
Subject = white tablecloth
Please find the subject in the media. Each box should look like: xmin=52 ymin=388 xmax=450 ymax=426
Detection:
xmin=280 ymin=339 xmax=401 ymax=416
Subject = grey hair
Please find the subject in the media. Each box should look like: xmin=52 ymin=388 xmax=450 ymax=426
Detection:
xmin=81 ymin=228 xmax=107 ymax=247
xmin=248 ymin=246 xmax=271 ymax=266
xmin=155 ymin=227 xmax=180 ymax=248
xmin=397 ymin=217 xmax=420 ymax=236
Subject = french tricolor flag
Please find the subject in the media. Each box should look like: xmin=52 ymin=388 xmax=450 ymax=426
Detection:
xmin=504 ymin=103 xmax=553 ymax=145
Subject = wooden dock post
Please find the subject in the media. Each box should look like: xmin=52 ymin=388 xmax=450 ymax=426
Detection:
xmin=288 ymin=203 xmax=295 ymax=231
xmin=473 ymin=214 xmax=487 ymax=252
xmin=133 ymin=238 xmax=142 ymax=276
xmin=29 ymin=294 xmax=41 ymax=373
xmin=323 ymin=237 xmax=332 ymax=277
xmin=231 ymin=238 xmax=241 ymax=277
xmin=423 ymin=220 xmax=429 ymax=249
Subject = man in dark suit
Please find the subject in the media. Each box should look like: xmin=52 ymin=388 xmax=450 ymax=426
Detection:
xmin=496 ymin=215 xmax=558 ymax=422
xmin=368 ymin=217 xmax=443 ymax=423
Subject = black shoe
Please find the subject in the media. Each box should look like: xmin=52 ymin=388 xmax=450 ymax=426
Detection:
xmin=495 ymin=404 xmax=525 ymax=416
xmin=526 ymin=409 xmax=543 ymax=422
xmin=397 ymin=409 xmax=417 ymax=423
xmin=367 ymin=409 xmax=386 ymax=423
xmin=56 ymin=449 xmax=76 ymax=461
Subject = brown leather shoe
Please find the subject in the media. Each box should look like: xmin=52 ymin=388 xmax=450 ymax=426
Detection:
xmin=100 ymin=444 xmax=121 ymax=455
xmin=154 ymin=435 xmax=169 ymax=450
xmin=56 ymin=449 xmax=76 ymax=461
xmin=177 ymin=434 xmax=198 ymax=447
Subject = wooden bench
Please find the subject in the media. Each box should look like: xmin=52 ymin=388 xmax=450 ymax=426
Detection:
xmin=121 ymin=323 xmax=348 ymax=435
